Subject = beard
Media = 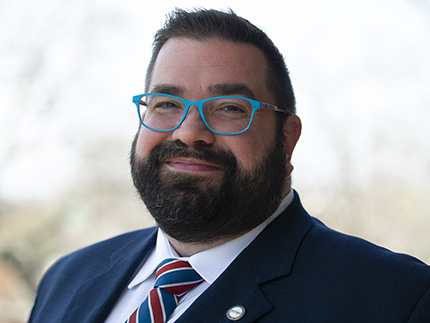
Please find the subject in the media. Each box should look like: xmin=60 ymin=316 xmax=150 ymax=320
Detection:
xmin=130 ymin=126 xmax=287 ymax=244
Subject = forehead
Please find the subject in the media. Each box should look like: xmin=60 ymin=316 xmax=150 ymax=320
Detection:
xmin=149 ymin=38 xmax=271 ymax=100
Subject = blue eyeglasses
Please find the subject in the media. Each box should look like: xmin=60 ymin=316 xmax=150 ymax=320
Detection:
xmin=132 ymin=93 xmax=286 ymax=135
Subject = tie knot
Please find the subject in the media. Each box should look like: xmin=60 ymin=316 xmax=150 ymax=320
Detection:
xmin=125 ymin=259 xmax=205 ymax=323
xmin=155 ymin=258 xmax=204 ymax=296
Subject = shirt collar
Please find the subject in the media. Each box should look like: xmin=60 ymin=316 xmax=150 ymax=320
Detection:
xmin=128 ymin=189 xmax=294 ymax=288
xmin=128 ymin=227 xmax=180 ymax=288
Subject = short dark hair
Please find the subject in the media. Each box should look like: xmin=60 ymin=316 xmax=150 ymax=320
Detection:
xmin=145 ymin=8 xmax=296 ymax=116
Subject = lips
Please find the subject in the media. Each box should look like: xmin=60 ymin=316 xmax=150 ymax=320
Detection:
xmin=147 ymin=140 xmax=235 ymax=174
xmin=165 ymin=157 xmax=223 ymax=172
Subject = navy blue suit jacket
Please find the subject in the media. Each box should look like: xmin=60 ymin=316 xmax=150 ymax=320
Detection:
xmin=29 ymin=192 xmax=430 ymax=322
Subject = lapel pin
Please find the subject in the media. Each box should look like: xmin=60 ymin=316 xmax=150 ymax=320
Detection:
xmin=226 ymin=305 xmax=245 ymax=321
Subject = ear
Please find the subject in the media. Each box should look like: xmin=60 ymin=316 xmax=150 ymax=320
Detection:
xmin=283 ymin=115 xmax=302 ymax=176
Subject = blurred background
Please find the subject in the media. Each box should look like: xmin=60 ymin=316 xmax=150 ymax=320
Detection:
xmin=1 ymin=0 xmax=429 ymax=321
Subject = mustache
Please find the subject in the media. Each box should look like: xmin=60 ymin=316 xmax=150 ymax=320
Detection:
xmin=147 ymin=141 xmax=237 ymax=169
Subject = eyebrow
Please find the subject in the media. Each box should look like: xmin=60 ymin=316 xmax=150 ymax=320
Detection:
xmin=150 ymin=83 xmax=256 ymax=100
xmin=208 ymin=83 xmax=256 ymax=99
xmin=150 ymin=84 xmax=185 ymax=96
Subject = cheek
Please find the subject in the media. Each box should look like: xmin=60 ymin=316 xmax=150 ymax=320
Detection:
xmin=135 ymin=127 xmax=168 ymax=157
xmin=230 ymin=117 xmax=278 ymax=168
xmin=224 ymin=135 xmax=269 ymax=170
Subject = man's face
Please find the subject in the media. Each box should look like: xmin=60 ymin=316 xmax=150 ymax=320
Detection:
xmin=131 ymin=38 xmax=294 ymax=243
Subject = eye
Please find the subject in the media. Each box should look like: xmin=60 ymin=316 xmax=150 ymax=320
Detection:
xmin=212 ymin=100 xmax=251 ymax=119
xmin=147 ymin=98 xmax=184 ymax=114
xmin=155 ymin=100 xmax=181 ymax=109
xmin=220 ymin=104 xmax=246 ymax=114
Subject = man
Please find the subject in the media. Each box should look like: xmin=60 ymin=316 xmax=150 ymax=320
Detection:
xmin=29 ymin=9 xmax=430 ymax=322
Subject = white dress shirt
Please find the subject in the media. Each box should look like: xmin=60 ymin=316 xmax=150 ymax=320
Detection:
xmin=104 ymin=190 xmax=294 ymax=322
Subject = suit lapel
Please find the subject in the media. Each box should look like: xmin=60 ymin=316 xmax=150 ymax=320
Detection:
xmin=177 ymin=261 xmax=273 ymax=322
xmin=240 ymin=191 xmax=314 ymax=284
xmin=178 ymin=191 xmax=314 ymax=322
xmin=60 ymin=228 xmax=158 ymax=323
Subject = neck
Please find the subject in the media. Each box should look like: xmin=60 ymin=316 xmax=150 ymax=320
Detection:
xmin=166 ymin=235 xmax=239 ymax=257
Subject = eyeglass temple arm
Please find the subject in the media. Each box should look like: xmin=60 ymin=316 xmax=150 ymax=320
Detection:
xmin=260 ymin=102 xmax=287 ymax=114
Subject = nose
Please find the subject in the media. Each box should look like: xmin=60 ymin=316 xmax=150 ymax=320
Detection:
xmin=171 ymin=106 xmax=215 ymax=146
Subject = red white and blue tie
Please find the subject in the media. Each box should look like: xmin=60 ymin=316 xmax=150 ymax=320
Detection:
xmin=125 ymin=258 xmax=204 ymax=323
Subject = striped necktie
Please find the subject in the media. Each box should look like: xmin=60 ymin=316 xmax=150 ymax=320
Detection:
xmin=125 ymin=258 xmax=204 ymax=323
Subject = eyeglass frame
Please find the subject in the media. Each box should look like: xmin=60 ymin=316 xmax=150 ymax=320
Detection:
xmin=132 ymin=93 xmax=287 ymax=136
